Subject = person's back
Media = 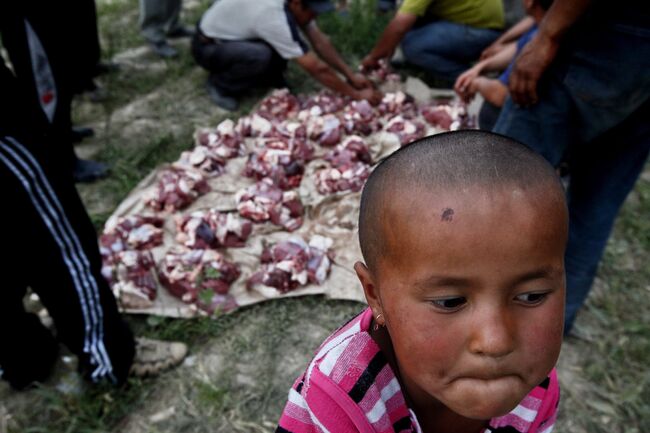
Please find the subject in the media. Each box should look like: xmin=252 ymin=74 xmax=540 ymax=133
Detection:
xmin=200 ymin=0 xmax=306 ymax=59
xmin=401 ymin=0 xmax=504 ymax=30
xmin=193 ymin=0 xmax=381 ymax=111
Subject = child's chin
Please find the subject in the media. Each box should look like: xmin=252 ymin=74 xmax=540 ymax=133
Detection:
xmin=444 ymin=386 xmax=525 ymax=420
xmin=456 ymin=400 xmax=521 ymax=421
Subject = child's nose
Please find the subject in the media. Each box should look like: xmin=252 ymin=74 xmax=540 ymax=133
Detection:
xmin=467 ymin=307 xmax=516 ymax=358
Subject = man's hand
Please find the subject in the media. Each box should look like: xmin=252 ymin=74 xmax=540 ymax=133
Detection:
xmin=454 ymin=65 xmax=482 ymax=97
xmin=456 ymin=77 xmax=480 ymax=103
xmin=355 ymin=87 xmax=383 ymax=106
xmin=363 ymin=12 xmax=417 ymax=70
xmin=509 ymin=32 xmax=559 ymax=106
xmin=361 ymin=54 xmax=381 ymax=71
xmin=348 ymin=73 xmax=372 ymax=89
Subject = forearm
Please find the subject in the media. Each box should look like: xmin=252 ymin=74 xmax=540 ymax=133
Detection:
xmin=299 ymin=56 xmax=358 ymax=98
xmin=537 ymin=0 xmax=593 ymax=42
xmin=496 ymin=17 xmax=535 ymax=45
xmin=307 ymin=23 xmax=356 ymax=81
xmin=476 ymin=77 xmax=508 ymax=106
xmin=481 ymin=42 xmax=517 ymax=72
xmin=368 ymin=12 xmax=416 ymax=61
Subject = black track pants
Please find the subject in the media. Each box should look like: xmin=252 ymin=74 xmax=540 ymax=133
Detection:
xmin=0 ymin=136 xmax=134 ymax=389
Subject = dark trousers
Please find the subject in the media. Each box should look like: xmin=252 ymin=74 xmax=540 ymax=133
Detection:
xmin=191 ymin=31 xmax=287 ymax=95
xmin=494 ymin=19 xmax=650 ymax=333
xmin=0 ymin=136 xmax=134 ymax=389
xmin=0 ymin=4 xmax=77 ymax=172
xmin=478 ymin=100 xmax=502 ymax=131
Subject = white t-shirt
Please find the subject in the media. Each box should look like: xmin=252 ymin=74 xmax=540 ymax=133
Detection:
xmin=199 ymin=0 xmax=309 ymax=59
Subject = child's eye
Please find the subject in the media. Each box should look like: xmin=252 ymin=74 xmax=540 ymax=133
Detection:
xmin=431 ymin=297 xmax=467 ymax=311
xmin=515 ymin=292 xmax=548 ymax=305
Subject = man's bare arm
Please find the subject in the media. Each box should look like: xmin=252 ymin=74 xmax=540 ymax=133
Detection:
xmin=304 ymin=22 xmax=371 ymax=89
xmin=454 ymin=42 xmax=516 ymax=96
xmin=474 ymin=77 xmax=509 ymax=106
xmin=361 ymin=12 xmax=417 ymax=68
xmin=295 ymin=52 xmax=382 ymax=104
xmin=509 ymin=0 xmax=593 ymax=105
xmin=480 ymin=17 xmax=535 ymax=60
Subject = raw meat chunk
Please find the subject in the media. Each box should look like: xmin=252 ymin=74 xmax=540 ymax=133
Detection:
xmin=421 ymin=101 xmax=475 ymax=131
xmin=247 ymin=236 xmax=333 ymax=293
xmin=158 ymin=247 xmax=240 ymax=306
xmin=176 ymin=146 xmax=227 ymax=177
xmin=146 ymin=167 xmax=210 ymax=212
xmin=236 ymin=179 xmax=304 ymax=231
xmin=109 ymin=250 xmax=158 ymax=309
xmin=195 ymin=119 xmax=246 ymax=158
xmin=244 ymin=148 xmax=305 ymax=190
xmin=384 ymin=115 xmax=426 ymax=145
xmin=315 ymin=162 xmax=371 ymax=195
xmin=299 ymin=91 xmax=348 ymax=114
xmin=256 ymin=89 xmax=301 ymax=121
xmin=176 ymin=210 xmax=253 ymax=249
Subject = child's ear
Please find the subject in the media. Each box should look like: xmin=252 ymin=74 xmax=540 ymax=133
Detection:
xmin=354 ymin=261 xmax=382 ymax=314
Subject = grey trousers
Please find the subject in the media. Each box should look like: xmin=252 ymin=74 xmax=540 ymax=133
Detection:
xmin=139 ymin=0 xmax=182 ymax=43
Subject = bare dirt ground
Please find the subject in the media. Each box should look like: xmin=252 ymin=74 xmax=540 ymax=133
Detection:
xmin=1 ymin=1 xmax=648 ymax=432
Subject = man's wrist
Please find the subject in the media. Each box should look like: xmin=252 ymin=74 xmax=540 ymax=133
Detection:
xmin=538 ymin=18 xmax=566 ymax=44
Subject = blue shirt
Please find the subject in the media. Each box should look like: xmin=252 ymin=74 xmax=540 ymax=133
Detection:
xmin=499 ymin=25 xmax=538 ymax=85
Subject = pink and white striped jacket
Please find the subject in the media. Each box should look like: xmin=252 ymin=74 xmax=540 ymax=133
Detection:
xmin=277 ymin=308 xmax=559 ymax=433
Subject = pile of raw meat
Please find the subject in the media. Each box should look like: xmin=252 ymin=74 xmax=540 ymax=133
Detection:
xmin=247 ymin=236 xmax=334 ymax=294
xmin=100 ymin=216 xmax=164 ymax=309
xmin=101 ymin=73 xmax=475 ymax=315
xmin=158 ymin=247 xmax=240 ymax=313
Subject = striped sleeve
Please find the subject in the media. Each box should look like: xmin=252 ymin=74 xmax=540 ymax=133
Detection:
xmin=276 ymin=374 xmax=360 ymax=433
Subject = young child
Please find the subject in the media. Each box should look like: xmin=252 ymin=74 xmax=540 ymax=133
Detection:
xmin=276 ymin=130 xmax=567 ymax=433
xmin=453 ymin=0 xmax=553 ymax=131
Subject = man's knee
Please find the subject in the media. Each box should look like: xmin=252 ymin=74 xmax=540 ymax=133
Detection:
xmin=401 ymin=32 xmax=425 ymax=63
xmin=239 ymin=43 xmax=275 ymax=75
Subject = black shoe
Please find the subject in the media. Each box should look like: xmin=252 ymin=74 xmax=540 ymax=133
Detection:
xmin=94 ymin=61 xmax=120 ymax=76
xmin=70 ymin=126 xmax=95 ymax=143
xmin=167 ymin=26 xmax=195 ymax=39
xmin=149 ymin=40 xmax=178 ymax=58
xmin=206 ymin=82 xmax=239 ymax=111
xmin=73 ymin=158 xmax=110 ymax=183
xmin=87 ymin=85 xmax=109 ymax=103
xmin=1 ymin=314 xmax=59 ymax=390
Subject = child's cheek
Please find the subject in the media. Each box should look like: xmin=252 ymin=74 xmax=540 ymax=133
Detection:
xmin=527 ymin=299 xmax=564 ymax=368
xmin=389 ymin=301 xmax=455 ymax=367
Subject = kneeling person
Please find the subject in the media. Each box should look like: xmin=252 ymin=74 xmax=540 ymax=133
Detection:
xmin=192 ymin=0 xmax=381 ymax=111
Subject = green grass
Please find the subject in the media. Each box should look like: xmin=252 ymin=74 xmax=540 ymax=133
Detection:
xmin=4 ymin=298 xmax=364 ymax=433
xmin=318 ymin=0 xmax=391 ymax=62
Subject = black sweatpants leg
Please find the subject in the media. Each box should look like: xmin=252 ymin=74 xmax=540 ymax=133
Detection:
xmin=0 ymin=136 xmax=135 ymax=387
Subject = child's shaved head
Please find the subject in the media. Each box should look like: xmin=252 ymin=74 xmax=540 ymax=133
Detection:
xmin=358 ymin=130 xmax=566 ymax=272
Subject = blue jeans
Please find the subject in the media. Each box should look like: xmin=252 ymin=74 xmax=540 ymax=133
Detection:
xmin=401 ymin=20 xmax=500 ymax=83
xmin=494 ymin=21 xmax=650 ymax=334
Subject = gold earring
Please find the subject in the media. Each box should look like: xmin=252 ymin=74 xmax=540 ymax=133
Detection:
xmin=374 ymin=313 xmax=383 ymax=331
